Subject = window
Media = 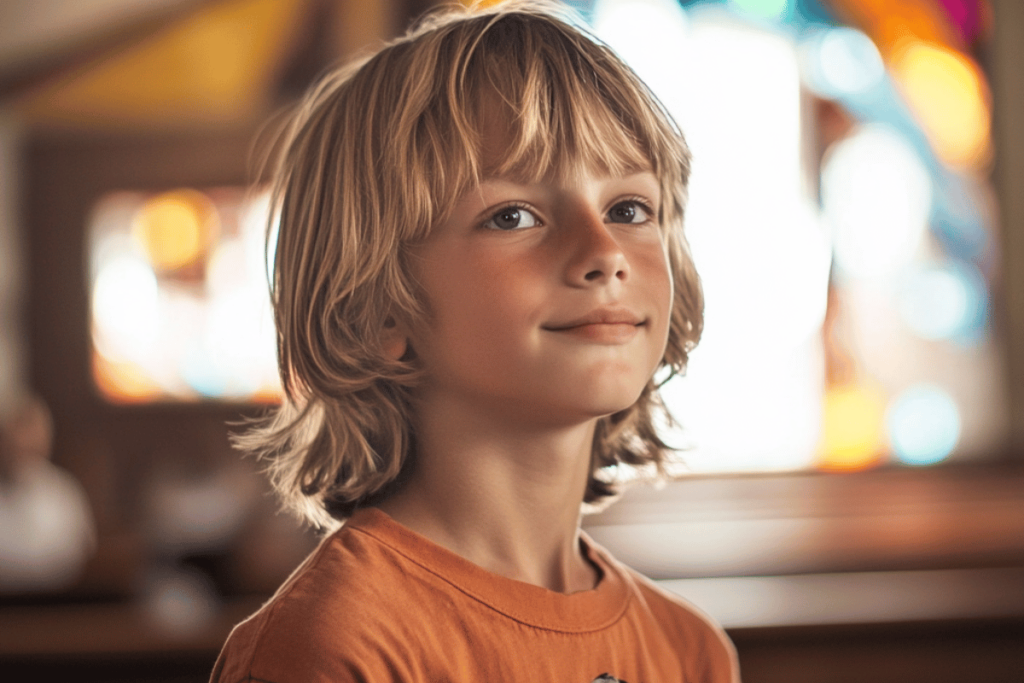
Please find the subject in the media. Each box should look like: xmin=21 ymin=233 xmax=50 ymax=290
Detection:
xmin=590 ymin=0 xmax=1006 ymax=473
xmin=88 ymin=186 xmax=279 ymax=403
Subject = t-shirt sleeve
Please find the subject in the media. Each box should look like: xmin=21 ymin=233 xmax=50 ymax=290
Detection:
xmin=210 ymin=620 xmax=383 ymax=683
xmin=209 ymin=593 xmax=419 ymax=683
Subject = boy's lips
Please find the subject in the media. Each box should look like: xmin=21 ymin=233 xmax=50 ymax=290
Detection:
xmin=543 ymin=307 xmax=646 ymax=343
xmin=544 ymin=307 xmax=646 ymax=329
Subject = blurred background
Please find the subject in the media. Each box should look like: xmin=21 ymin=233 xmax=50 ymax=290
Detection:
xmin=0 ymin=0 xmax=1022 ymax=681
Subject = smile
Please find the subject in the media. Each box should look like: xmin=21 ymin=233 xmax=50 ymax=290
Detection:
xmin=543 ymin=307 xmax=646 ymax=344
xmin=545 ymin=322 xmax=644 ymax=344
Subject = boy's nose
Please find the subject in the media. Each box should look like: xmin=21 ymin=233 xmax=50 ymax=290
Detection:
xmin=564 ymin=211 xmax=630 ymax=287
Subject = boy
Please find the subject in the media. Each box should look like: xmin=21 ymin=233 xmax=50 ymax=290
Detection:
xmin=213 ymin=1 xmax=739 ymax=681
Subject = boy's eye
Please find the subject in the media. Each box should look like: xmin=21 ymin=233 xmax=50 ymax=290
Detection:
xmin=483 ymin=206 xmax=539 ymax=231
xmin=607 ymin=200 xmax=651 ymax=225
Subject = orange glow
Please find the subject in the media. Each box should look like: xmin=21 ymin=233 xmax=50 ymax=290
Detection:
xmin=831 ymin=0 xmax=961 ymax=51
xmin=132 ymin=189 xmax=218 ymax=272
xmin=817 ymin=382 xmax=888 ymax=471
xmin=92 ymin=352 xmax=162 ymax=403
xmin=250 ymin=385 xmax=284 ymax=404
xmin=827 ymin=1 xmax=992 ymax=169
xmin=892 ymin=40 xmax=991 ymax=168
xmin=18 ymin=0 xmax=306 ymax=128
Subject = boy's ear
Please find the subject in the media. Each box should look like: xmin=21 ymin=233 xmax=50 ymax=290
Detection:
xmin=381 ymin=316 xmax=409 ymax=361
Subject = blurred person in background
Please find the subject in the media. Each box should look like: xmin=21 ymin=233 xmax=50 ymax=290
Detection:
xmin=0 ymin=395 xmax=95 ymax=592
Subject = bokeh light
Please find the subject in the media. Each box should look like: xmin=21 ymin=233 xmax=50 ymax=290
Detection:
xmin=92 ymin=253 xmax=159 ymax=361
xmin=818 ymin=382 xmax=888 ymax=471
xmin=89 ymin=187 xmax=280 ymax=403
xmin=132 ymin=189 xmax=218 ymax=272
xmin=803 ymin=27 xmax=885 ymax=98
xmin=822 ymin=124 xmax=933 ymax=280
xmin=239 ymin=189 xmax=277 ymax=285
xmin=92 ymin=354 xmax=162 ymax=403
xmin=204 ymin=285 xmax=277 ymax=398
xmin=897 ymin=262 xmax=987 ymax=342
xmin=592 ymin=0 xmax=689 ymax=107
xmin=729 ymin=0 xmax=789 ymax=20
xmin=891 ymin=39 xmax=990 ymax=168
xmin=887 ymin=384 xmax=961 ymax=465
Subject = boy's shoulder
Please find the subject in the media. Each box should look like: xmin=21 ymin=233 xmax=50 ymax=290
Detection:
xmin=622 ymin=561 xmax=728 ymax=638
xmin=210 ymin=509 xmax=438 ymax=683
xmin=584 ymin=537 xmax=740 ymax=682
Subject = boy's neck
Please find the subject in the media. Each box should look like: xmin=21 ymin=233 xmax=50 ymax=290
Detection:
xmin=375 ymin=398 xmax=601 ymax=594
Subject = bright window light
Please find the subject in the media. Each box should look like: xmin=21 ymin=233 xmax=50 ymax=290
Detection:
xmin=591 ymin=0 xmax=1006 ymax=472
xmin=88 ymin=188 xmax=280 ymax=403
xmin=596 ymin=2 xmax=830 ymax=472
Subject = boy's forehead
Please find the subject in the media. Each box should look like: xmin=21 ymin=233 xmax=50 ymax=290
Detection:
xmin=459 ymin=81 xmax=662 ymax=207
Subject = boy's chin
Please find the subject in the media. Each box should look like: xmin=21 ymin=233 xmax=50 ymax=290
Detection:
xmin=499 ymin=394 xmax=640 ymax=429
xmin=593 ymin=400 xmax=641 ymax=421
xmin=585 ymin=382 xmax=650 ymax=417
xmin=569 ymin=393 xmax=646 ymax=424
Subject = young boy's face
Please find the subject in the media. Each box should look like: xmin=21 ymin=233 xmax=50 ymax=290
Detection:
xmin=405 ymin=161 xmax=674 ymax=428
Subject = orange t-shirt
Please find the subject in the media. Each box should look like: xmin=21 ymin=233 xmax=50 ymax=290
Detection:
xmin=211 ymin=508 xmax=739 ymax=683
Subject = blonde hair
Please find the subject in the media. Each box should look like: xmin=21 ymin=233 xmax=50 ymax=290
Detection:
xmin=237 ymin=0 xmax=703 ymax=530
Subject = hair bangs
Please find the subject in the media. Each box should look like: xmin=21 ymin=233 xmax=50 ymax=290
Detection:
xmin=455 ymin=14 xmax=662 ymax=188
